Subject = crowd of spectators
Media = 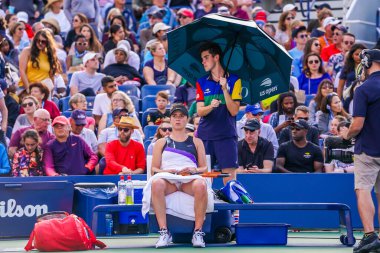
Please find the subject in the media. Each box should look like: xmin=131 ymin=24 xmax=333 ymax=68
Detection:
xmin=0 ymin=0 xmax=377 ymax=177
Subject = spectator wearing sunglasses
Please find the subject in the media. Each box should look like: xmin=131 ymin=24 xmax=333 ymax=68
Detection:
xmin=104 ymin=116 xmax=146 ymax=175
xmin=327 ymin=33 xmax=356 ymax=83
xmin=278 ymin=105 xmax=319 ymax=146
xmin=276 ymin=119 xmax=323 ymax=173
xmin=147 ymin=119 xmax=172 ymax=155
xmin=12 ymin=96 xmax=38 ymax=134
xmin=44 ymin=116 xmax=98 ymax=176
xmin=321 ymin=24 xmax=347 ymax=63
xmin=67 ymin=35 xmax=88 ymax=73
xmin=308 ymin=79 xmax=334 ymax=126
xmin=176 ymin=8 xmax=194 ymax=28
xmin=289 ymin=26 xmax=308 ymax=78
xmin=275 ymin=11 xmax=294 ymax=48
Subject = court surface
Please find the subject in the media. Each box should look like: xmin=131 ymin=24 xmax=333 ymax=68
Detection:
xmin=0 ymin=231 xmax=362 ymax=253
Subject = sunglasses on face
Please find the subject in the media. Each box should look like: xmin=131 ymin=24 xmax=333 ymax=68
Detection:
xmin=333 ymin=32 xmax=342 ymax=36
xmin=160 ymin=127 xmax=172 ymax=132
xmin=76 ymin=42 xmax=87 ymax=46
xmin=344 ymin=41 xmax=354 ymax=45
xmin=118 ymin=127 xmax=130 ymax=133
xmin=286 ymin=16 xmax=295 ymax=20
xmin=73 ymin=18 xmax=80 ymax=22
xmin=308 ymin=60 xmax=320 ymax=64
xmin=298 ymin=34 xmax=308 ymax=39
xmin=178 ymin=15 xmax=188 ymax=19
xmin=37 ymin=39 xmax=47 ymax=46
xmin=322 ymin=85 xmax=334 ymax=89
xmin=17 ymin=27 xmax=24 ymax=31
xmin=314 ymin=42 xmax=321 ymax=47
xmin=22 ymin=102 xmax=34 ymax=108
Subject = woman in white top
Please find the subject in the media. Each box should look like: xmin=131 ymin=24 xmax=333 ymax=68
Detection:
xmin=44 ymin=0 xmax=71 ymax=35
xmin=12 ymin=96 xmax=38 ymax=134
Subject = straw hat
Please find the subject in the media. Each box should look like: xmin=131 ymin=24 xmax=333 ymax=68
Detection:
xmin=45 ymin=0 xmax=62 ymax=10
xmin=114 ymin=116 xmax=139 ymax=129
xmin=41 ymin=18 xmax=61 ymax=34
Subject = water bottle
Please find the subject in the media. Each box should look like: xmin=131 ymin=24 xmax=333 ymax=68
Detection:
xmin=105 ymin=213 xmax=113 ymax=236
xmin=118 ymin=175 xmax=126 ymax=205
xmin=126 ymin=175 xmax=134 ymax=205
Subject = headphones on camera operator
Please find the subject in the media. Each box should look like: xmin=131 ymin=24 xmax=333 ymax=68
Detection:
xmin=359 ymin=49 xmax=380 ymax=69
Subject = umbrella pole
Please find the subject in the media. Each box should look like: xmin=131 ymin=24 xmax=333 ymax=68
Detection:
xmin=223 ymin=33 xmax=239 ymax=77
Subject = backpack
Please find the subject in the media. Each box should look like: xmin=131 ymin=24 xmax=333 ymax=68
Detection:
xmin=25 ymin=212 xmax=106 ymax=252
xmin=216 ymin=180 xmax=254 ymax=204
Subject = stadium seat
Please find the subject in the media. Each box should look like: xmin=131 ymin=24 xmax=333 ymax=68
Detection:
xmin=141 ymin=85 xmax=176 ymax=98
xmin=305 ymin=94 xmax=315 ymax=107
xmin=143 ymin=125 xmax=158 ymax=140
xmin=6 ymin=126 xmax=12 ymax=139
xmin=129 ymin=95 xmax=140 ymax=113
xmin=144 ymin=139 xmax=152 ymax=154
xmin=59 ymin=96 xmax=71 ymax=111
xmin=61 ymin=110 xmax=93 ymax=117
xmin=86 ymin=96 xmax=95 ymax=110
xmin=119 ymin=85 xmax=140 ymax=97
xmin=142 ymin=95 xmax=173 ymax=112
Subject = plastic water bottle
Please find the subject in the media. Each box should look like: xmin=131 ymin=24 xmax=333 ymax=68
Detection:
xmin=105 ymin=213 xmax=113 ymax=236
xmin=118 ymin=175 xmax=126 ymax=205
xmin=126 ymin=175 xmax=134 ymax=205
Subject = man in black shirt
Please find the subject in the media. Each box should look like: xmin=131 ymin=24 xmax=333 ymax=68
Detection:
xmin=237 ymin=119 xmax=274 ymax=173
xmin=278 ymin=105 xmax=319 ymax=146
xmin=277 ymin=119 xmax=323 ymax=173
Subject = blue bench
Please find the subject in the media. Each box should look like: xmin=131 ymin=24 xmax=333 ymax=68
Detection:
xmin=91 ymin=202 xmax=355 ymax=246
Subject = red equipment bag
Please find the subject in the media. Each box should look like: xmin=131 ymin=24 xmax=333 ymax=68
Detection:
xmin=25 ymin=212 xmax=106 ymax=251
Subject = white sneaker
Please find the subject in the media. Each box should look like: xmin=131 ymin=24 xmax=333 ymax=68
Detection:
xmin=155 ymin=229 xmax=172 ymax=248
xmin=192 ymin=230 xmax=206 ymax=248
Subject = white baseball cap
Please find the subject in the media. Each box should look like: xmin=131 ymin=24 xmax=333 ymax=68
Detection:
xmin=153 ymin=22 xmax=171 ymax=34
xmin=82 ymin=52 xmax=98 ymax=66
xmin=323 ymin=17 xmax=340 ymax=28
xmin=283 ymin=3 xmax=298 ymax=12
xmin=114 ymin=44 xmax=129 ymax=56
xmin=17 ymin=11 xmax=28 ymax=23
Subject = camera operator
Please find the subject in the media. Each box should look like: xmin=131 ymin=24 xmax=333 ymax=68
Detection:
xmin=341 ymin=49 xmax=380 ymax=253
xmin=324 ymin=121 xmax=354 ymax=173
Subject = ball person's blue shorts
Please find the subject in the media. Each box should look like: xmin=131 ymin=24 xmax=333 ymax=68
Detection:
xmin=203 ymin=137 xmax=238 ymax=170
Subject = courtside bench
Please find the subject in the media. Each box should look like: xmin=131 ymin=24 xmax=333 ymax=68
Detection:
xmin=92 ymin=202 xmax=356 ymax=246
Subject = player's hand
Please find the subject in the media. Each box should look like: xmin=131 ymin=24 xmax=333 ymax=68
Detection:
xmin=210 ymin=99 xmax=220 ymax=108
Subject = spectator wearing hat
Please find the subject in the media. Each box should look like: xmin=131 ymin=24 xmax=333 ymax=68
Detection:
xmin=139 ymin=0 xmax=177 ymax=34
xmin=3 ymin=1 xmax=43 ymax=25
xmin=9 ymin=109 xmax=55 ymax=157
xmin=237 ymin=119 xmax=274 ymax=173
xmin=98 ymin=108 xmax=143 ymax=156
xmin=317 ymin=17 xmax=340 ymax=51
xmin=69 ymin=110 xmax=98 ymax=152
xmin=142 ymin=22 xmax=171 ymax=65
xmin=69 ymin=52 xmax=105 ymax=96
xmin=64 ymin=0 xmax=100 ymax=37
xmin=104 ymin=0 xmax=138 ymax=33
xmin=309 ymin=5 xmax=333 ymax=38
xmin=44 ymin=0 xmax=71 ymax=36
xmin=282 ymin=3 xmax=298 ymax=17
xmin=92 ymin=76 xmax=118 ymax=125
xmin=321 ymin=24 xmax=347 ymax=63
xmin=44 ymin=116 xmax=98 ymax=176
xmin=15 ymin=12 xmax=33 ymax=39
xmin=194 ymin=0 xmax=217 ymax=19
xmin=102 ymin=44 xmax=145 ymax=86
xmin=176 ymin=8 xmax=194 ymax=27
xmin=139 ymin=11 xmax=164 ymax=50
xmin=237 ymin=103 xmax=278 ymax=156
xmin=253 ymin=10 xmax=267 ymax=28
xmin=263 ymin=23 xmax=276 ymax=39
xmin=276 ymin=119 xmax=323 ymax=173
xmin=278 ymin=105 xmax=319 ymax=146
xmin=289 ymin=26 xmax=308 ymax=78
xmin=103 ymin=40 xmax=141 ymax=71
xmin=104 ymin=116 xmax=146 ymax=175
xmin=41 ymin=18 xmax=61 ymax=36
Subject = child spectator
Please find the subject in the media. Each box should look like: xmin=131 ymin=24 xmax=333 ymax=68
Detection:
xmin=12 ymin=129 xmax=43 ymax=177
xmin=146 ymin=91 xmax=170 ymax=125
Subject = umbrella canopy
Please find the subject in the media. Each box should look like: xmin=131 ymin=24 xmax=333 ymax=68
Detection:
xmin=168 ymin=14 xmax=292 ymax=104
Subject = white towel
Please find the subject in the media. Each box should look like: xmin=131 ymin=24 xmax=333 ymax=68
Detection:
xmin=141 ymin=172 xmax=214 ymax=221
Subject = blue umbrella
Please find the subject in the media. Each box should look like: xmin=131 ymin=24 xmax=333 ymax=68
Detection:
xmin=167 ymin=14 xmax=292 ymax=104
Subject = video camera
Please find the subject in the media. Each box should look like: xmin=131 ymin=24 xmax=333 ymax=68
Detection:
xmin=324 ymin=136 xmax=355 ymax=164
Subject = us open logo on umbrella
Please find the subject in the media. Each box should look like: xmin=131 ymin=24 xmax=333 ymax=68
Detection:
xmin=260 ymin=78 xmax=272 ymax=88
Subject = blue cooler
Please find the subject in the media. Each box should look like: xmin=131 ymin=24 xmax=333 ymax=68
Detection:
xmin=235 ymin=223 xmax=290 ymax=245
xmin=119 ymin=181 xmax=149 ymax=234
xmin=73 ymin=183 xmax=117 ymax=234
